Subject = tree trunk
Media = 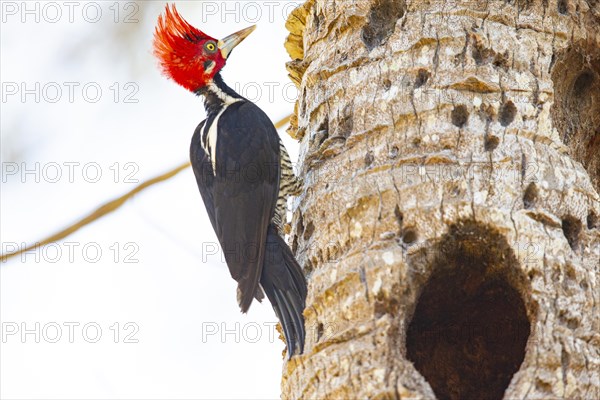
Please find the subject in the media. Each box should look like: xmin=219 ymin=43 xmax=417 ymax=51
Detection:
xmin=282 ymin=1 xmax=600 ymax=399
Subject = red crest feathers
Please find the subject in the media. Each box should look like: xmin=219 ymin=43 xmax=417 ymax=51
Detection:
xmin=153 ymin=4 xmax=219 ymax=92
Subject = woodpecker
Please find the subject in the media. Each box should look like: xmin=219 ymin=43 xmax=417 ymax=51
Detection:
xmin=153 ymin=4 xmax=307 ymax=356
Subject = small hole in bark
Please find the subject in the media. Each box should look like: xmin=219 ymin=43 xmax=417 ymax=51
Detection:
xmin=549 ymin=53 xmax=556 ymax=72
xmin=450 ymin=185 xmax=461 ymax=197
xmin=304 ymin=259 xmax=314 ymax=276
xmin=562 ymin=216 xmax=582 ymax=250
xmin=316 ymin=322 xmax=324 ymax=340
xmin=316 ymin=117 xmax=330 ymax=146
xmin=479 ymin=103 xmax=496 ymax=122
xmin=565 ymin=263 xmax=577 ymax=281
xmin=303 ymin=221 xmax=315 ymax=241
xmin=499 ymin=100 xmax=517 ymax=127
xmin=587 ymin=212 xmax=598 ymax=229
xmin=402 ymin=229 xmax=417 ymax=244
xmin=472 ymin=41 xmax=495 ymax=65
xmin=330 ymin=243 xmax=341 ymax=262
xmin=296 ymin=212 xmax=304 ymax=237
xmin=484 ymin=135 xmax=500 ymax=151
xmin=394 ymin=206 xmax=404 ymax=227
xmin=365 ymin=151 xmax=374 ymax=166
xmin=383 ymin=78 xmax=392 ymax=91
xmin=361 ymin=0 xmax=406 ymax=51
xmin=389 ymin=145 xmax=399 ymax=159
xmin=313 ymin=8 xmax=323 ymax=31
xmin=493 ymin=51 xmax=510 ymax=70
xmin=317 ymin=248 xmax=324 ymax=264
xmin=558 ymin=311 xmax=579 ymax=330
xmin=451 ymin=105 xmax=469 ymax=128
xmin=472 ymin=44 xmax=484 ymax=65
xmin=558 ymin=0 xmax=568 ymax=14
xmin=523 ymin=182 xmax=538 ymax=209
xmin=407 ymin=221 xmax=530 ymax=400
xmin=415 ymin=69 xmax=430 ymax=88
xmin=338 ymin=105 xmax=354 ymax=138
xmin=317 ymin=117 xmax=329 ymax=133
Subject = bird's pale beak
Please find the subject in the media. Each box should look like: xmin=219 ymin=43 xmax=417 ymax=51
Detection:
xmin=218 ymin=25 xmax=256 ymax=59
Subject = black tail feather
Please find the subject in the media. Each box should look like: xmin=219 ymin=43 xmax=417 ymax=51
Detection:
xmin=261 ymin=224 xmax=307 ymax=358
xmin=272 ymin=289 xmax=296 ymax=354
xmin=282 ymin=287 xmax=305 ymax=349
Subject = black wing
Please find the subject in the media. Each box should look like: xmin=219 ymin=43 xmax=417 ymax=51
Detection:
xmin=190 ymin=102 xmax=280 ymax=312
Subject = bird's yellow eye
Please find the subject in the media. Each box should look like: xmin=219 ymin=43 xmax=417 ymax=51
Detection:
xmin=204 ymin=42 xmax=217 ymax=53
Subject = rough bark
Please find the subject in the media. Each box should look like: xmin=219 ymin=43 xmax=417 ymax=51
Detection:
xmin=282 ymin=1 xmax=600 ymax=399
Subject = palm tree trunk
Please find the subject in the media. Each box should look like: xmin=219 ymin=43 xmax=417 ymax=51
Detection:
xmin=282 ymin=1 xmax=600 ymax=399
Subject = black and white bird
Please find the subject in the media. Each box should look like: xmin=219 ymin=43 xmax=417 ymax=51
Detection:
xmin=153 ymin=4 xmax=307 ymax=356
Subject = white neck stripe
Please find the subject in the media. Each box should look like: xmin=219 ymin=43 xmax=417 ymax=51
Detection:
xmin=207 ymin=82 xmax=240 ymax=106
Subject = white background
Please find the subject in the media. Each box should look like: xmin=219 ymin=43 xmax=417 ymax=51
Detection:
xmin=1 ymin=1 xmax=303 ymax=398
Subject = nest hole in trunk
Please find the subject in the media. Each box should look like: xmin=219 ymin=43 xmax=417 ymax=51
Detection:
xmin=550 ymin=43 xmax=600 ymax=192
xmin=406 ymin=221 xmax=531 ymax=400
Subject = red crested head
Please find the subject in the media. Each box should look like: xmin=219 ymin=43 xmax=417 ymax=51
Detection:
xmin=153 ymin=4 xmax=256 ymax=93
